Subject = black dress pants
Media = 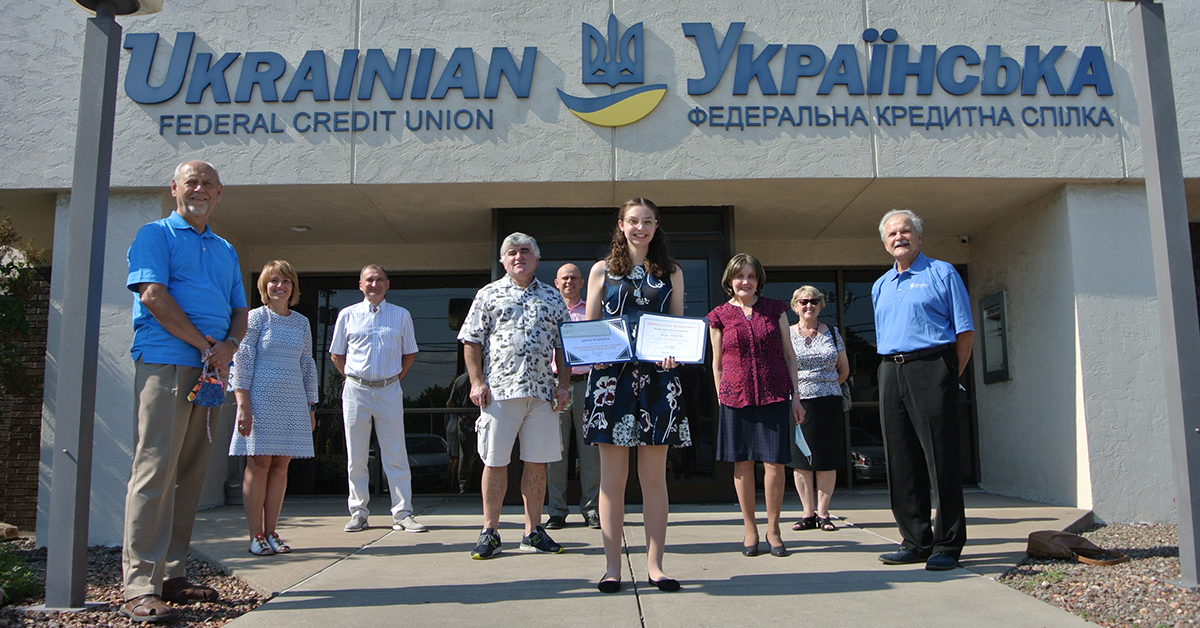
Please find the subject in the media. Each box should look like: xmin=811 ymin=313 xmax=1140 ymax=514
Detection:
xmin=878 ymin=347 xmax=966 ymax=558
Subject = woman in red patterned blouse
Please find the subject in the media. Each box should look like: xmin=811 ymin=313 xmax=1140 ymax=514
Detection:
xmin=707 ymin=254 xmax=804 ymax=557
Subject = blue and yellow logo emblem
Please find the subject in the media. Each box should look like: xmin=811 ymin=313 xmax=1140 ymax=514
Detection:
xmin=557 ymin=15 xmax=667 ymax=127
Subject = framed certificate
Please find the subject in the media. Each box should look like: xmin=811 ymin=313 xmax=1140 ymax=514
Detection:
xmin=559 ymin=318 xmax=634 ymax=366
xmin=634 ymin=313 xmax=709 ymax=364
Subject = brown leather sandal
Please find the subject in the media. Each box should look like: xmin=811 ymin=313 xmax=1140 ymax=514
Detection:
xmin=161 ymin=577 xmax=220 ymax=604
xmin=118 ymin=594 xmax=177 ymax=623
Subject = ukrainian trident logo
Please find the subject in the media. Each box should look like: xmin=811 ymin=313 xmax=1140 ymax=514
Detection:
xmin=557 ymin=15 xmax=667 ymax=127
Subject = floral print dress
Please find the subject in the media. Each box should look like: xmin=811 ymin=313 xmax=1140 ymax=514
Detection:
xmin=583 ymin=264 xmax=692 ymax=447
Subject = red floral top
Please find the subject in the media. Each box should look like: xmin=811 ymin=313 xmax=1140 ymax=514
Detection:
xmin=707 ymin=297 xmax=793 ymax=408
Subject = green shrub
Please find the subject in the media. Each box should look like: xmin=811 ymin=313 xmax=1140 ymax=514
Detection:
xmin=0 ymin=543 xmax=42 ymax=605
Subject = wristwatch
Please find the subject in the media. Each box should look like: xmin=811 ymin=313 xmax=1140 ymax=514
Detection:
xmin=227 ymin=336 xmax=241 ymax=348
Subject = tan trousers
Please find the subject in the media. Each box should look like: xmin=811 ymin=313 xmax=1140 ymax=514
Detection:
xmin=122 ymin=360 xmax=215 ymax=600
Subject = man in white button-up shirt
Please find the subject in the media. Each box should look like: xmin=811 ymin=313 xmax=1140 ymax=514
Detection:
xmin=330 ymin=265 xmax=425 ymax=533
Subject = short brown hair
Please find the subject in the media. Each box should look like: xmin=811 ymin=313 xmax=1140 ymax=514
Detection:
xmin=257 ymin=260 xmax=300 ymax=306
xmin=720 ymin=253 xmax=765 ymax=297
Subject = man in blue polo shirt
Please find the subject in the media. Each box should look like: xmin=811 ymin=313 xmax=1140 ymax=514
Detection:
xmin=872 ymin=209 xmax=975 ymax=572
xmin=120 ymin=161 xmax=248 ymax=622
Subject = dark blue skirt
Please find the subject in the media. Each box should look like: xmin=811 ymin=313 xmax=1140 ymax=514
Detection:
xmin=716 ymin=401 xmax=791 ymax=464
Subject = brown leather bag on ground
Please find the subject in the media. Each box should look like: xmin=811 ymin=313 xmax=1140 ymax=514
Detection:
xmin=1026 ymin=530 xmax=1129 ymax=566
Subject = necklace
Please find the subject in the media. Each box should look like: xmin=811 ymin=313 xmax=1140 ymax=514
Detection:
xmin=631 ymin=265 xmax=650 ymax=306
xmin=797 ymin=324 xmax=820 ymax=346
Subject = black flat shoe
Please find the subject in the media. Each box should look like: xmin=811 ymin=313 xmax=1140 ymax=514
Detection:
xmin=649 ymin=577 xmax=680 ymax=592
xmin=742 ymin=544 xmax=759 ymax=557
xmin=769 ymin=544 xmax=788 ymax=557
xmin=597 ymin=578 xmax=621 ymax=593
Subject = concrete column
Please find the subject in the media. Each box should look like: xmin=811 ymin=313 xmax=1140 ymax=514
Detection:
xmin=38 ymin=189 xmax=165 ymax=546
xmin=973 ymin=183 xmax=1173 ymax=523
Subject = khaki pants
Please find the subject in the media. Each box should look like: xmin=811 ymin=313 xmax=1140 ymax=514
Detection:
xmin=122 ymin=360 xmax=215 ymax=600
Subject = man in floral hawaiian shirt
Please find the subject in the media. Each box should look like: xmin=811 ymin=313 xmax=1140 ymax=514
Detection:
xmin=458 ymin=233 xmax=571 ymax=559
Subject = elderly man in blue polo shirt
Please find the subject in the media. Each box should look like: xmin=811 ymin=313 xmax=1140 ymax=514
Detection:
xmin=872 ymin=209 xmax=975 ymax=572
xmin=121 ymin=161 xmax=248 ymax=622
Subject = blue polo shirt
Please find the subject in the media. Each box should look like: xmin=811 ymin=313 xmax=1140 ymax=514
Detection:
xmin=871 ymin=253 xmax=973 ymax=355
xmin=127 ymin=212 xmax=246 ymax=367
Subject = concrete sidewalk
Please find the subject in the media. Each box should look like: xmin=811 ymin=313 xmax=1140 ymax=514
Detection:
xmin=191 ymin=491 xmax=1094 ymax=627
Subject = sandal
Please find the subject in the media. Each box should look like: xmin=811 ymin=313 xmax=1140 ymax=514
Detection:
xmin=162 ymin=577 xmax=220 ymax=604
xmin=249 ymin=533 xmax=275 ymax=556
xmin=818 ymin=516 xmax=837 ymax=532
xmin=266 ymin=532 xmax=292 ymax=554
xmin=792 ymin=516 xmax=817 ymax=531
xmin=118 ymin=594 xmax=177 ymax=623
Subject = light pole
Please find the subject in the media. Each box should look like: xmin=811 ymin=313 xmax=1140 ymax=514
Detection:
xmin=1095 ymin=0 xmax=1200 ymax=589
xmin=43 ymin=0 xmax=162 ymax=610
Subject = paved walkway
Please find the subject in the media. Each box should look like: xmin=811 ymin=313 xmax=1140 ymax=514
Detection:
xmin=191 ymin=491 xmax=1094 ymax=627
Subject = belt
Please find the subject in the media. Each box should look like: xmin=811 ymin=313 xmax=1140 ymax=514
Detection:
xmin=347 ymin=374 xmax=400 ymax=388
xmin=882 ymin=344 xmax=953 ymax=364
xmin=570 ymin=373 xmax=589 ymax=383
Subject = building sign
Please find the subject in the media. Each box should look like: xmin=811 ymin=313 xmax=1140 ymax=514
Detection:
xmin=556 ymin=15 xmax=668 ymax=127
xmin=681 ymin=24 xmax=1115 ymax=131
xmin=125 ymin=16 xmax=1115 ymax=138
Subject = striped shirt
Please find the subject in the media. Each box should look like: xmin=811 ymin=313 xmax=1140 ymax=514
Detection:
xmin=329 ymin=299 xmax=418 ymax=381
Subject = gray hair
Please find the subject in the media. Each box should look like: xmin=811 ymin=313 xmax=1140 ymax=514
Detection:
xmin=359 ymin=264 xmax=387 ymax=280
xmin=173 ymin=160 xmax=221 ymax=185
xmin=878 ymin=209 xmax=923 ymax=241
xmin=499 ymin=232 xmax=540 ymax=258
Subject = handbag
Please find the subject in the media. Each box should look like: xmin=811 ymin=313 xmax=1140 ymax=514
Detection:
xmin=188 ymin=360 xmax=227 ymax=408
xmin=1026 ymin=530 xmax=1128 ymax=566
xmin=835 ymin=326 xmax=852 ymax=411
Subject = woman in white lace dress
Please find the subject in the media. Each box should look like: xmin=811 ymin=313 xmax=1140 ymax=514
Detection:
xmin=230 ymin=260 xmax=317 ymax=556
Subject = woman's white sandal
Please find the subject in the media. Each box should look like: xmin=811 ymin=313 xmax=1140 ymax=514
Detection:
xmin=266 ymin=532 xmax=291 ymax=554
xmin=249 ymin=534 xmax=275 ymax=556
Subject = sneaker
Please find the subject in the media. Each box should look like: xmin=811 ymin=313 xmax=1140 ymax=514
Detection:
xmin=519 ymin=525 xmax=564 ymax=554
xmin=392 ymin=515 xmax=427 ymax=532
xmin=344 ymin=513 xmax=368 ymax=532
xmin=472 ymin=528 xmax=501 ymax=559
xmin=584 ymin=511 xmax=601 ymax=529
xmin=544 ymin=515 xmax=566 ymax=530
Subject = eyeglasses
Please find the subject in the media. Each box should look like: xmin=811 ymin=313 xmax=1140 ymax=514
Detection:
xmin=622 ymin=218 xmax=658 ymax=228
xmin=795 ymin=299 xmax=821 ymax=306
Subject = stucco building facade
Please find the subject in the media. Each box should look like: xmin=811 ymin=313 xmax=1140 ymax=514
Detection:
xmin=0 ymin=0 xmax=1197 ymax=544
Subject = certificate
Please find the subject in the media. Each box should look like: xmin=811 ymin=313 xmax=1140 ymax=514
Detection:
xmin=559 ymin=318 xmax=634 ymax=366
xmin=634 ymin=313 xmax=709 ymax=364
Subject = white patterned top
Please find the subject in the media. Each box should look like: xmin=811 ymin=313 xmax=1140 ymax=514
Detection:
xmin=457 ymin=275 xmax=570 ymax=403
xmin=791 ymin=324 xmax=845 ymax=400
xmin=229 ymin=307 xmax=317 ymax=457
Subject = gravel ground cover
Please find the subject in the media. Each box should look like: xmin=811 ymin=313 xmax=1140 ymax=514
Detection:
xmin=1000 ymin=523 xmax=1199 ymax=627
xmin=0 ymin=537 xmax=263 ymax=627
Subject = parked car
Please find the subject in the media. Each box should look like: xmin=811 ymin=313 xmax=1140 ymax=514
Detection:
xmin=849 ymin=427 xmax=887 ymax=484
xmin=407 ymin=433 xmax=451 ymax=490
